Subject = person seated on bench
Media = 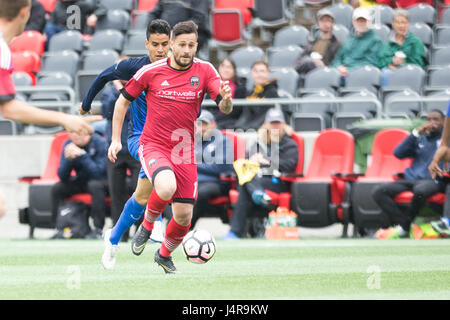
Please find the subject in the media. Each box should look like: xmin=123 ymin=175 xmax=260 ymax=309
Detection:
xmin=51 ymin=126 xmax=108 ymax=239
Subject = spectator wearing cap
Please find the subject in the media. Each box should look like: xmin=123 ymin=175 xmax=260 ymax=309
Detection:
xmin=223 ymin=108 xmax=299 ymax=239
xmin=164 ymin=110 xmax=235 ymax=229
xmin=332 ymin=7 xmax=383 ymax=83
xmin=377 ymin=9 xmax=427 ymax=87
xmin=294 ymin=9 xmax=342 ymax=79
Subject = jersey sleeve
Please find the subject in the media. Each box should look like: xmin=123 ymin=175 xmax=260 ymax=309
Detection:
xmin=446 ymin=101 xmax=450 ymax=117
xmin=0 ymin=68 xmax=16 ymax=102
xmin=204 ymin=63 xmax=222 ymax=105
xmin=121 ymin=65 xmax=151 ymax=102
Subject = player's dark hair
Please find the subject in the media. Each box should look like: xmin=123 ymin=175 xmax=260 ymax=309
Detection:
xmin=171 ymin=20 xmax=198 ymax=39
xmin=146 ymin=19 xmax=171 ymax=40
xmin=429 ymin=109 xmax=445 ymax=118
xmin=0 ymin=0 xmax=30 ymax=21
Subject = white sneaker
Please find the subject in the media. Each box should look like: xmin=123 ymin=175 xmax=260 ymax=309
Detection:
xmin=150 ymin=220 xmax=164 ymax=243
xmin=101 ymin=229 xmax=118 ymax=270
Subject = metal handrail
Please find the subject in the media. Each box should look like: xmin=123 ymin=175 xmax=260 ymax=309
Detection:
xmin=16 ymin=86 xmax=76 ymax=104
xmin=385 ymin=95 xmax=449 ymax=114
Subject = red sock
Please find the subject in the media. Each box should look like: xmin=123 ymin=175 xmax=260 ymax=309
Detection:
xmin=159 ymin=218 xmax=190 ymax=257
xmin=142 ymin=191 xmax=169 ymax=231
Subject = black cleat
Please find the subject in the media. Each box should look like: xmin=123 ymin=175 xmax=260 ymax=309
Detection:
xmin=154 ymin=249 xmax=177 ymax=274
xmin=131 ymin=224 xmax=152 ymax=256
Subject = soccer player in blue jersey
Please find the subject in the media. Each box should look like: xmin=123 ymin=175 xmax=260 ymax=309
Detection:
xmin=78 ymin=19 xmax=171 ymax=269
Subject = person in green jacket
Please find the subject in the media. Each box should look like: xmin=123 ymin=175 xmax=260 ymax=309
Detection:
xmin=332 ymin=7 xmax=383 ymax=85
xmin=377 ymin=9 xmax=427 ymax=87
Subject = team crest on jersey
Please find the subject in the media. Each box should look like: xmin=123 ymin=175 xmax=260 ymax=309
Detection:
xmin=190 ymin=76 xmax=200 ymax=89
xmin=148 ymin=158 xmax=157 ymax=168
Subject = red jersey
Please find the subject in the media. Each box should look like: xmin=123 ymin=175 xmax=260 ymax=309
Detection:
xmin=123 ymin=57 xmax=222 ymax=153
xmin=0 ymin=33 xmax=16 ymax=102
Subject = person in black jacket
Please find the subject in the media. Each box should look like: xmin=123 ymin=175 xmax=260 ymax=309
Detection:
xmin=51 ymin=127 xmax=109 ymax=239
xmin=235 ymin=60 xmax=279 ymax=131
xmin=294 ymin=8 xmax=341 ymax=78
xmin=223 ymin=108 xmax=299 ymax=239
xmin=25 ymin=0 xmax=46 ymax=33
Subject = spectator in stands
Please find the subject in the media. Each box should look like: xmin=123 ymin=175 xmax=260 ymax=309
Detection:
xmin=372 ymin=109 xmax=446 ymax=239
xmin=51 ymin=126 xmax=109 ymax=239
xmin=235 ymin=61 xmax=279 ymax=131
xmin=44 ymin=0 xmax=107 ymax=46
xmin=294 ymin=8 xmax=341 ymax=79
xmin=101 ymin=72 xmax=141 ymax=241
xmin=188 ymin=110 xmax=234 ymax=229
xmin=223 ymin=108 xmax=299 ymax=239
xmin=212 ymin=58 xmax=247 ymax=130
xmin=376 ymin=0 xmax=432 ymax=9
xmin=377 ymin=9 xmax=427 ymax=87
xmin=148 ymin=0 xmax=210 ymax=50
xmin=25 ymin=0 xmax=46 ymax=33
xmin=332 ymin=7 xmax=383 ymax=84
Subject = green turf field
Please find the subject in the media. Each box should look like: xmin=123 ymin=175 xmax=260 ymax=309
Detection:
xmin=0 ymin=238 xmax=449 ymax=300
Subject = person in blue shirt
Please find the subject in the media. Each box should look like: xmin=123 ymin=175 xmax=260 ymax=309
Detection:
xmin=78 ymin=19 xmax=171 ymax=263
xmin=372 ymin=109 xmax=446 ymax=239
xmin=51 ymin=128 xmax=108 ymax=239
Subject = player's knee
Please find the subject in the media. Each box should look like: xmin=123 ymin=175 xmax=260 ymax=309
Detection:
xmin=154 ymin=170 xmax=177 ymax=200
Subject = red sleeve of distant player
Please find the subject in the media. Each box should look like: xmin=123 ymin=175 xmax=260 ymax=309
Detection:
xmin=0 ymin=68 xmax=16 ymax=102
xmin=121 ymin=65 xmax=151 ymax=101
xmin=204 ymin=63 xmax=222 ymax=103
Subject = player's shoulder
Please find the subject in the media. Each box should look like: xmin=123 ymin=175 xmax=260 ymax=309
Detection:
xmin=0 ymin=37 xmax=12 ymax=71
xmin=193 ymin=58 xmax=219 ymax=76
xmin=133 ymin=58 xmax=168 ymax=80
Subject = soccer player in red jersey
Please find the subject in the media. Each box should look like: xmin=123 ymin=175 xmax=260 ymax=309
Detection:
xmin=108 ymin=20 xmax=233 ymax=273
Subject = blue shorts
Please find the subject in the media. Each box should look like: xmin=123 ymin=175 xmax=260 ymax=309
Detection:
xmin=127 ymin=134 xmax=147 ymax=179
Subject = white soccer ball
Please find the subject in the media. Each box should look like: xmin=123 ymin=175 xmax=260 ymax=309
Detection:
xmin=182 ymin=229 xmax=216 ymax=264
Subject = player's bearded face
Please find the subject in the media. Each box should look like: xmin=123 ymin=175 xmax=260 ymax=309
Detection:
xmin=171 ymin=33 xmax=198 ymax=68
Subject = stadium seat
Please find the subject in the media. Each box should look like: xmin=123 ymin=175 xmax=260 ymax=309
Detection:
xmin=384 ymin=89 xmax=422 ymax=118
xmin=272 ymin=25 xmax=310 ymax=48
xmin=270 ymin=67 xmax=300 ymax=97
xmin=294 ymin=89 xmax=336 ymax=130
xmin=210 ymin=9 xmax=247 ymax=48
xmin=333 ymin=90 xmax=379 ymax=130
xmin=370 ymin=5 xmax=394 ymax=26
xmin=302 ymin=67 xmax=341 ymax=95
xmin=290 ymin=129 xmax=355 ymax=236
xmin=11 ymin=51 xmax=41 ymax=74
xmin=430 ymin=45 xmax=450 ymax=66
xmin=441 ymin=6 xmax=450 ymax=24
xmin=12 ymin=72 xmax=34 ymax=86
xmin=342 ymin=65 xmax=381 ymax=95
xmin=332 ymin=24 xmax=350 ymax=43
xmin=371 ymin=24 xmax=390 ymax=43
xmin=381 ymin=64 xmax=426 ymax=102
xmin=76 ymin=71 xmax=106 ymax=102
xmin=350 ymin=129 xmax=413 ymax=234
xmin=37 ymin=71 xmax=73 ymax=86
xmin=82 ymin=50 xmax=120 ymax=71
xmin=95 ymin=9 xmax=131 ymax=32
xmin=37 ymin=0 xmax=57 ymax=13
xmin=434 ymin=25 xmax=450 ymax=46
xmin=137 ymin=0 xmax=158 ymax=11
xmin=409 ymin=22 xmax=433 ymax=47
xmin=214 ymin=0 xmax=254 ymax=25
xmin=0 ymin=118 xmax=17 ymax=135
xmin=99 ymin=0 xmax=135 ymax=11
xmin=253 ymin=0 xmax=289 ymax=28
xmin=10 ymin=31 xmax=46 ymax=56
xmin=122 ymin=30 xmax=148 ymax=56
xmin=425 ymin=65 xmax=450 ymax=92
xmin=423 ymin=89 xmax=450 ymax=114
xmin=40 ymin=50 xmax=80 ymax=82
xmin=131 ymin=11 xmax=150 ymax=30
xmin=229 ymin=45 xmax=265 ymax=69
xmin=407 ymin=3 xmax=436 ymax=26
xmin=48 ymin=30 xmax=84 ymax=53
xmin=327 ymin=2 xmax=353 ymax=31
xmin=88 ymin=29 xmax=124 ymax=52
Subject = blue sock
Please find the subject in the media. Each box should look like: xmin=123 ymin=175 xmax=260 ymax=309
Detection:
xmin=109 ymin=194 xmax=146 ymax=245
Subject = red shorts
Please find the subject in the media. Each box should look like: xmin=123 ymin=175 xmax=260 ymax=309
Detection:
xmin=138 ymin=143 xmax=198 ymax=204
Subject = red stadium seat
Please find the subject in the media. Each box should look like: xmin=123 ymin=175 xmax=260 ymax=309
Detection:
xmin=37 ymin=0 xmax=57 ymax=13
xmin=350 ymin=129 xmax=412 ymax=233
xmin=210 ymin=9 xmax=246 ymax=47
xmin=290 ymin=129 xmax=355 ymax=236
xmin=11 ymin=51 xmax=41 ymax=75
xmin=137 ymin=0 xmax=158 ymax=11
xmin=10 ymin=31 xmax=46 ymax=56
xmin=214 ymin=0 xmax=254 ymax=25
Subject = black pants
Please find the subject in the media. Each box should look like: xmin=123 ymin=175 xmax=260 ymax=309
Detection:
xmin=230 ymin=176 xmax=289 ymax=237
xmin=51 ymin=179 xmax=108 ymax=230
xmin=372 ymin=179 xmax=445 ymax=231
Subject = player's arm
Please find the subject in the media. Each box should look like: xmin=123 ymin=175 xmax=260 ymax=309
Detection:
xmin=429 ymin=116 xmax=450 ymax=178
xmin=0 ymin=99 xmax=93 ymax=134
xmin=108 ymin=94 xmax=131 ymax=163
xmin=218 ymin=80 xmax=233 ymax=114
